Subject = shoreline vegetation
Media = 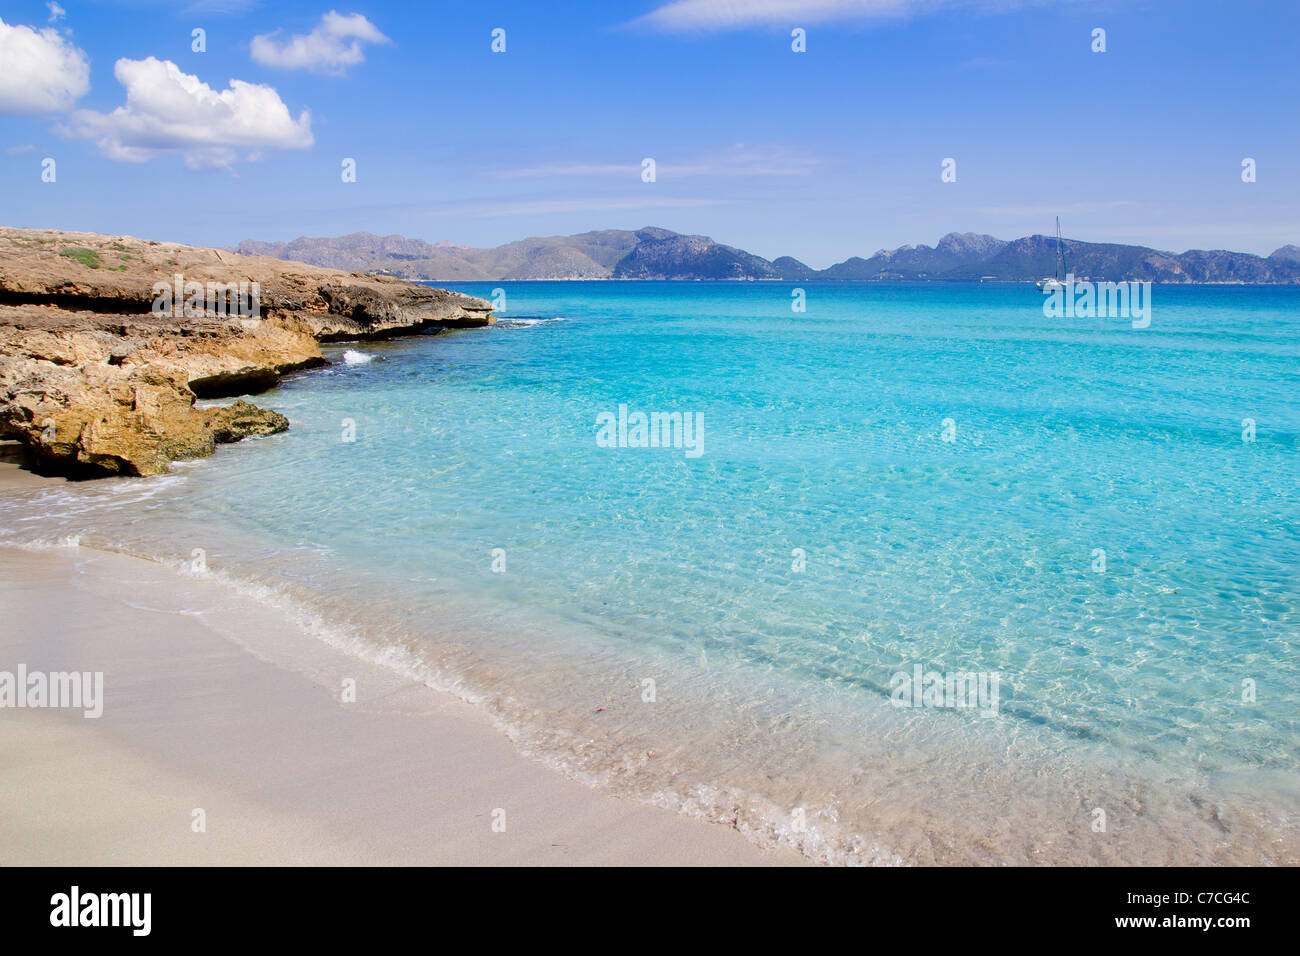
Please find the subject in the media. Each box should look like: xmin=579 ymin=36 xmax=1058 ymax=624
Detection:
xmin=0 ymin=227 xmax=493 ymax=478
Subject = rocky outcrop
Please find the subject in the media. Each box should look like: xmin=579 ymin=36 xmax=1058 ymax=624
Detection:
xmin=0 ymin=309 xmax=306 ymax=476
xmin=0 ymin=227 xmax=494 ymax=336
xmin=0 ymin=228 xmax=494 ymax=477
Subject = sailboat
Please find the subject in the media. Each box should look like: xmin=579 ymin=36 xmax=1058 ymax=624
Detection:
xmin=1036 ymin=218 xmax=1068 ymax=291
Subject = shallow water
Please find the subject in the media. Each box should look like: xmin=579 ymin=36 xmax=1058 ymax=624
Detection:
xmin=3 ymin=281 xmax=1297 ymax=864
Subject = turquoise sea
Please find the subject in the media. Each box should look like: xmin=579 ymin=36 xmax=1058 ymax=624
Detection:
xmin=3 ymin=281 xmax=1298 ymax=864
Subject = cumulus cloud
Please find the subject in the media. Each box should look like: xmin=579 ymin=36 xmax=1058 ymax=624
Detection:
xmin=47 ymin=2 xmax=66 ymax=23
xmin=250 ymin=11 xmax=390 ymax=74
xmin=0 ymin=17 xmax=89 ymax=114
xmin=63 ymin=57 xmax=313 ymax=169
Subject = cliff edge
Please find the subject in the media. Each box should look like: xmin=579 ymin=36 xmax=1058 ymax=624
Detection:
xmin=0 ymin=228 xmax=493 ymax=477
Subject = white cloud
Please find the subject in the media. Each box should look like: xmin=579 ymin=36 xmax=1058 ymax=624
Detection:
xmin=494 ymin=162 xmax=644 ymax=179
xmin=251 ymin=11 xmax=390 ymax=74
xmin=47 ymin=2 xmax=66 ymax=23
xmin=63 ymin=57 xmax=313 ymax=169
xmin=497 ymin=144 xmax=818 ymax=180
xmin=468 ymin=197 xmax=728 ymax=217
xmin=631 ymin=0 xmax=1046 ymax=31
xmin=0 ymin=17 xmax=89 ymax=114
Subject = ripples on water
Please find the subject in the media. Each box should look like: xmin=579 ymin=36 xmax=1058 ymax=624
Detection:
xmin=3 ymin=281 xmax=1297 ymax=864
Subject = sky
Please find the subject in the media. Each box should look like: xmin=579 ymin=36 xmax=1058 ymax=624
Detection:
xmin=1 ymin=0 xmax=1296 ymax=267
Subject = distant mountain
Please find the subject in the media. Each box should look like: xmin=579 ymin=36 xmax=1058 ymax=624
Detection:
xmin=611 ymin=228 xmax=782 ymax=279
xmin=237 ymin=228 xmax=1300 ymax=284
xmin=941 ymin=236 xmax=1300 ymax=283
xmin=235 ymin=230 xmax=640 ymax=281
xmin=821 ymin=233 xmax=1010 ymax=279
xmin=771 ymin=256 xmax=817 ymax=280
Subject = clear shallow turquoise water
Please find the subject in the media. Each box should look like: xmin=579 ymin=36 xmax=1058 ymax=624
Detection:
xmin=4 ymin=281 xmax=1298 ymax=863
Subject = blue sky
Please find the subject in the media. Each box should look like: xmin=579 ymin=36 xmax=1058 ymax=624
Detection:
xmin=1 ymin=0 xmax=1296 ymax=266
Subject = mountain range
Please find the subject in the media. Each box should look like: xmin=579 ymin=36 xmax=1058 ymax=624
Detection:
xmin=236 ymin=228 xmax=1300 ymax=284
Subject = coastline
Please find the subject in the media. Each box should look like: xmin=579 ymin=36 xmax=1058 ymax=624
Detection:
xmin=0 ymin=462 xmax=803 ymax=866
xmin=5 ymin=445 xmax=1297 ymax=866
xmin=2 ymin=267 xmax=1295 ymax=866
xmin=0 ymin=226 xmax=494 ymax=479
xmin=0 ymin=0 xmax=1291 ymax=891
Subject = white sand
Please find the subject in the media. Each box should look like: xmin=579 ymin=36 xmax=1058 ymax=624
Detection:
xmin=0 ymin=462 xmax=803 ymax=866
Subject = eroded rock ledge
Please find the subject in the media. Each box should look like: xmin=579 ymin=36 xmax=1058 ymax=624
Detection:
xmin=0 ymin=228 xmax=494 ymax=477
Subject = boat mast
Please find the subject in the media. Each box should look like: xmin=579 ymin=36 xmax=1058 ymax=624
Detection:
xmin=1055 ymin=217 xmax=1066 ymax=281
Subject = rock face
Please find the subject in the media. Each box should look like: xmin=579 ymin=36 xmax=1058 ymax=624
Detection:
xmin=0 ymin=228 xmax=494 ymax=477
xmin=0 ymin=310 xmax=305 ymax=476
xmin=0 ymin=227 xmax=494 ymax=337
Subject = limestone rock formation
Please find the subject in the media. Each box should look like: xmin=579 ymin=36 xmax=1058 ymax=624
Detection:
xmin=0 ymin=228 xmax=494 ymax=477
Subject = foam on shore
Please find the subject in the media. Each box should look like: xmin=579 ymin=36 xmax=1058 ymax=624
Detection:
xmin=0 ymin=512 xmax=804 ymax=866
xmin=3 ymin=453 xmax=1295 ymax=866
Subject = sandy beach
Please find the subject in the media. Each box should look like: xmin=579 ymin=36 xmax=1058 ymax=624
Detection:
xmin=0 ymin=461 xmax=802 ymax=866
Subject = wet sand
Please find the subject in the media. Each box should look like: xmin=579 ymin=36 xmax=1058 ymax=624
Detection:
xmin=0 ymin=461 xmax=803 ymax=866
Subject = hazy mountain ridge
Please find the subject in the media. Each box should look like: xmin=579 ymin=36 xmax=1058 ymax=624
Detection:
xmin=237 ymin=229 xmax=1300 ymax=283
xmin=612 ymin=228 xmax=783 ymax=280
